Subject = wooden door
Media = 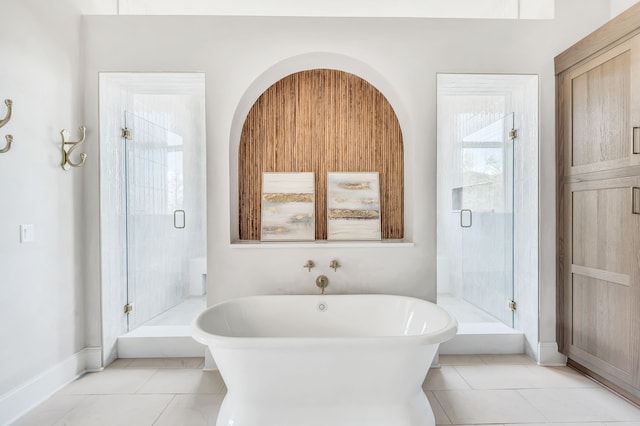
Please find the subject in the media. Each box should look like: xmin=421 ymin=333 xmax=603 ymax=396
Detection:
xmin=559 ymin=34 xmax=640 ymax=177
xmin=560 ymin=176 xmax=640 ymax=391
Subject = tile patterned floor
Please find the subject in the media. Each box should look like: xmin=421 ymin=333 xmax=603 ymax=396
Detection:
xmin=12 ymin=355 xmax=640 ymax=425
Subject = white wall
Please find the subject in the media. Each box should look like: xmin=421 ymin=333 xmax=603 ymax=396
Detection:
xmin=118 ymin=0 xmax=551 ymax=19
xmin=81 ymin=0 xmax=611 ymax=365
xmin=610 ymin=0 xmax=639 ymax=17
xmin=0 ymin=0 xmax=87 ymax=419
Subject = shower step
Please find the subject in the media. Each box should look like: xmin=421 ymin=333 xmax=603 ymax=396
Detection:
xmin=117 ymin=326 xmax=206 ymax=358
xmin=439 ymin=322 xmax=525 ymax=355
xmin=118 ymin=322 xmax=522 ymax=358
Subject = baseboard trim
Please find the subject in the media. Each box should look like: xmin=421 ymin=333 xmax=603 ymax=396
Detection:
xmin=0 ymin=347 xmax=102 ymax=425
xmin=537 ymin=342 xmax=568 ymax=366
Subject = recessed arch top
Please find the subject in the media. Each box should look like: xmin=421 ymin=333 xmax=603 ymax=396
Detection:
xmin=238 ymin=68 xmax=404 ymax=240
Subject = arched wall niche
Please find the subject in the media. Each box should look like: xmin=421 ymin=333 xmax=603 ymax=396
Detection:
xmin=229 ymin=53 xmax=410 ymax=242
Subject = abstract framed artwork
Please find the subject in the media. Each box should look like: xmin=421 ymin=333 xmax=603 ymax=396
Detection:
xmin=261 ymin=172 xmax=315 ymax=241
xmin=327 ymin=172 xmax=381 ymax=241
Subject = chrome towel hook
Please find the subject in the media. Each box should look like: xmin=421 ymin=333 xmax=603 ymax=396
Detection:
xmin=1 ymin=99 xmax=14 ymax=153
xmin=60 ymin=126 xmax=87 ymax=170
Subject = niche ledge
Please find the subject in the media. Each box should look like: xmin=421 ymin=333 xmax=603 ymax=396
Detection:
xmin=230 ymin=240 xmax=415 ymax=249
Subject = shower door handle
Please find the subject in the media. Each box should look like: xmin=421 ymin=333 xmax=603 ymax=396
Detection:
xmin=460 ymin=209 xmax=472 ymax=228
xmin=174 ymin=210 xmax=185 ymax=228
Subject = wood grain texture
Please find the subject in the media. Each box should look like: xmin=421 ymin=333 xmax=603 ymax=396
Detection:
xmin=571 ymin=51 xmax=630 ymax=167
xmin=238 ymin=69 xmax=404 ymax=240
xmin=556 ymin=5 xmax=640 ymax=394
xmin=571 ymin=185 xmax=631 ymax=277
xmin=557 ymin=73 xmax=568 ymax=352
xmin=572 ymin=274 xmax=632 ymax=375
xmin=563 ymin=177 xmax=640 ymax=388
xmin=555 ymin=2 xmax=640 ymax=75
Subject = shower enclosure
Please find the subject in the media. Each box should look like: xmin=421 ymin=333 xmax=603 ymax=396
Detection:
xmin=99 ymin=73 xmax=206 ymax=363
xmin=437 ymin=74 xmax=538 ymax=344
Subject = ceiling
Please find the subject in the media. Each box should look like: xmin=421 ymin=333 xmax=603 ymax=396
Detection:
xmin=78 ymin=0 xmax=555 ymax=19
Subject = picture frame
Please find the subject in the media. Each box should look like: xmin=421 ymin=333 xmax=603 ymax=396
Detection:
xmin=261 ymin=172 xmax=315 ymax=241
xmin=327 ymin=172 xmax=381 ymax=241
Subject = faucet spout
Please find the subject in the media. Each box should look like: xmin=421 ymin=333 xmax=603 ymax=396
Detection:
xmin=315 ymin=275 xmax=329 ymax=295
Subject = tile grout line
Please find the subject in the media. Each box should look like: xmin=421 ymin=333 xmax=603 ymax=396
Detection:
xmin=151 ymin=394 xmax=177 ymax=425
xmin=432 ymin=390 xmax=456 ymax=425
xmin=452 ymin=365 xmax=475 ymax=390
xmin=513 ymin=388 xmax=553 ymax=424
xmin=134 ymin=368 xmax=161 ymax=394
xmin=427 ymin=390 xmax=453 ymax=425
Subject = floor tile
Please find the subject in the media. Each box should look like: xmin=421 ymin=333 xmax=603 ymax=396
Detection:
xmin=61 ymin=369 xmax=157 ymax=394
xmin=15 ymin=354 xmax=640 ymax=426
xmin=153 ymin=394 xmax=225 ymax=426
xmin=12 ymin=395 xmax=91 ymax=426
xmin=478 ymin=354 xmax=535 ymax=365
xmin=423 ymin=366 xmax=472 ymax=391
xmin=52 ymin=394 xmax=173 ymax=426
xmin=425 ymin=391 xmax=451 ymax=425
xmin=434 ymin=389 xmax=546 ymax=424
xmin=506 ymin=423 xmax=605 ymax=426
xmin=455 ymin=364 xmax=598 ymax=389
xmin=136 ymin=369 xmax=225 ymax=394
xmin=518 ymin=388 xmax=640 ymax=422
xmin=438 ymin=355 xmax=484 ymax=365
xmin=106 ymin=359 xmax=133 ymax=369
xmin=124 ymin=357 xmax=204 ymax=369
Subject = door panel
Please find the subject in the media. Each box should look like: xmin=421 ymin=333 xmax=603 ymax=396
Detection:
xmin=572 ymin=187 xmax=632 ymax=276
xmin=571 ymin=51 xmax=630 ymax=167
xmin=572 ymin=274 xmax=632 ymax=375
xmin=566 ymin=35 xmax=640 ymax=176
xmin=460 ymin=113 xmax=515 ymax=327
xmin=564 ymin=177 xmax=640 ymax=388
xmin=124 ymin=111 xmax=187 ymax=330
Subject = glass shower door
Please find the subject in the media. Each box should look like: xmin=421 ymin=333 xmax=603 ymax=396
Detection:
xmin=124 ymin=111 xmax=187 ymax=331
xmin=459 ymin=113 xmax=515 ymax=327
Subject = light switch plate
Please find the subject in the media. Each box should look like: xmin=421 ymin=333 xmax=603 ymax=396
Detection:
xmin=20 ymin=224 xmax=34 ymax=243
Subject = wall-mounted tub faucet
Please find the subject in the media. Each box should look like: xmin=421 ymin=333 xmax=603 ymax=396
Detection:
xmin=316 ymin=275 xmax=329 ymax=294
xmin=304 ymin=260 xmax=315 ymax=272
xmin=329 ymin=259 xmax=340 ymax=272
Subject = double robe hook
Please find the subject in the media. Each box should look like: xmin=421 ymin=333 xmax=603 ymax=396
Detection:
xmin=61 ymin=126 xmax=87 ymax=170
xmin=0 ymin=99 xmax=13 ymax=153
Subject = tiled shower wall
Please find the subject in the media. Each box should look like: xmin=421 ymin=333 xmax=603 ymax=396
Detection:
xmin=99 ymin=76 xmax=206 ymax=364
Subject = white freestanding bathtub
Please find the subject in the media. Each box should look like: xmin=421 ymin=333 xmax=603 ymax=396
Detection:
xmin=192 ymin=294 xmax=457 ymax=426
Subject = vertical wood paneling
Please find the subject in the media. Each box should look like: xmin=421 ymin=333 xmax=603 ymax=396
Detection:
xmin=238 ymin=69 xmax=404 ymax=240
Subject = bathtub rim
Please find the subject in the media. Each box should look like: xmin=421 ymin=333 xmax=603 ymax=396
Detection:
xmin=191 ymin=293 xmax=458 ymax=349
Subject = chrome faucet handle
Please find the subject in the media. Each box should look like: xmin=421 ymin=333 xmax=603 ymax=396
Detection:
xmin=329 ymin=259 xmax=340 ymax=272
xmin=304 ymin=260 xmax=315 ymax=272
